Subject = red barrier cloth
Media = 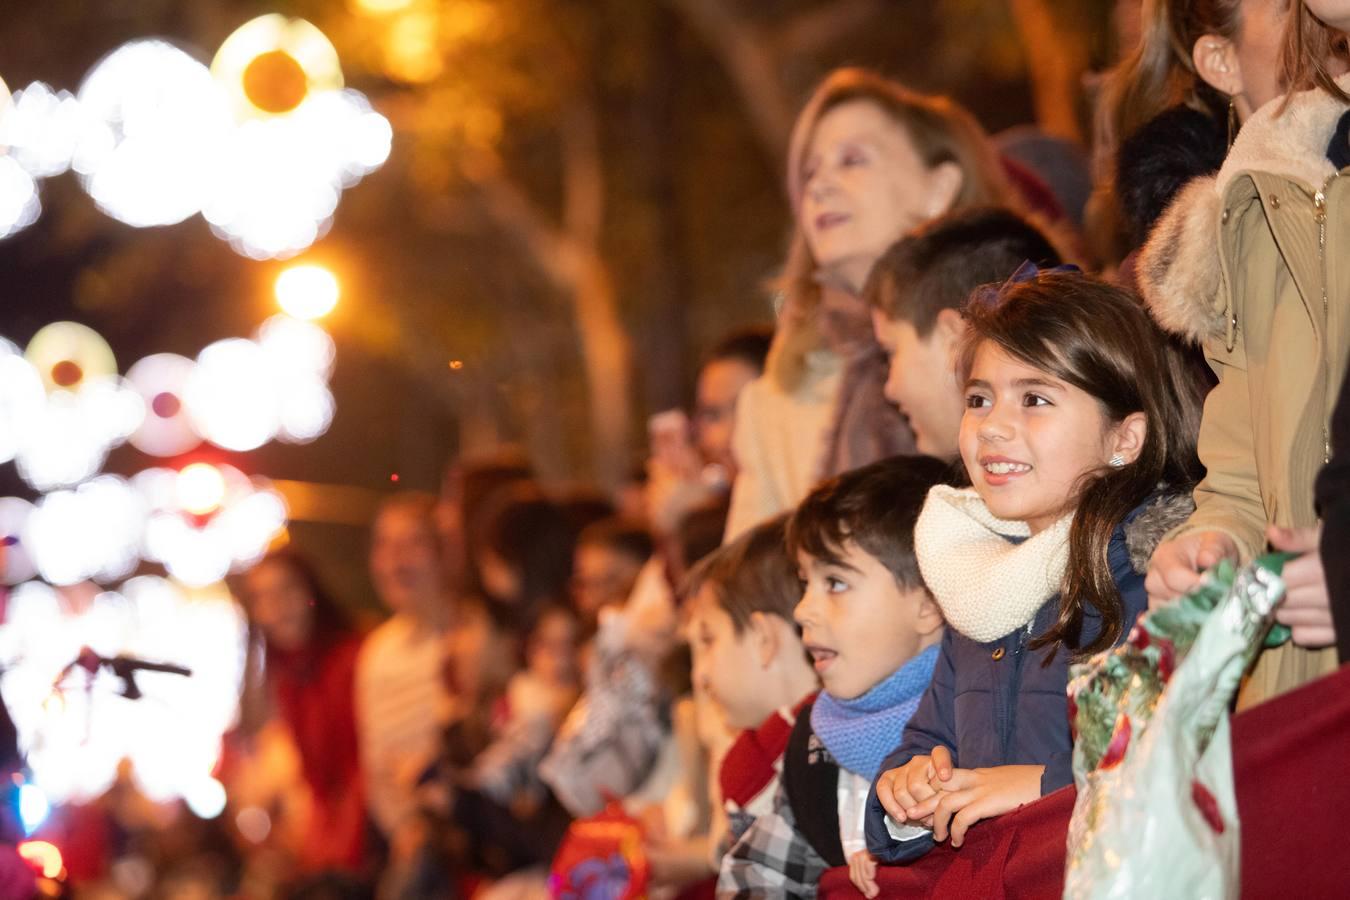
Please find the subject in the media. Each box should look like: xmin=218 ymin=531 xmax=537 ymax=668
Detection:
xmin=820 ymin=663 xmax=1350 ymax=899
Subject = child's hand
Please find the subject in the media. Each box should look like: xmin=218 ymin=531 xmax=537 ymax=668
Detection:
xmin=1269 ymin=525 xmax=1336 ymax=647
xmin=874 ymin=745 xmax=955 ymax=826
xmin=1145 ymin=531 xmax=1239 ymax=608
xmin=909 ymin=764 xmax=1044 ymax=848
xmin=847 ymin=850 xmax=880 ymax=899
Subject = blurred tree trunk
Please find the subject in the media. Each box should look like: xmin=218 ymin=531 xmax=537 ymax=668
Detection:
xmin=472 ymin=96 xmax=633 ymax=492
xmin=1007 ymin=0 xmax=1091 ymax=143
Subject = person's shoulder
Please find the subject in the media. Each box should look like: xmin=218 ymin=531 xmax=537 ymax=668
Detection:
xmin=355 ymin=616 xmax=409 ymax=668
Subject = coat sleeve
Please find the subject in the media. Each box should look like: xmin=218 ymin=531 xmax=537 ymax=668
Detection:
xmin=862 ymin=630 xmax=958 ymax=864
xmin=717 ymin=781 xmax=828 ymax=900
xmin=724 ymin=380 xmax=784 ymax=542
xmin=1170 ymin=338 xmax=1267 ymax=561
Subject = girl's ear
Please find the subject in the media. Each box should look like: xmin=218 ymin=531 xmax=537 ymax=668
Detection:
xmin=926 ymin=161 xmax=964 ymax=219
xmin=747 ymin=611 xmax=781 ymax=668
xmin=1192 ymin=34 xmax=1244 ymax=99
xmin=1110 ymin=411 xmax=1149 ymax=465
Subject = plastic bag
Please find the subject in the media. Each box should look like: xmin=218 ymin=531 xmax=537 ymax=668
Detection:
xmin=1063 ymin=555 xmax=1291 ymax=900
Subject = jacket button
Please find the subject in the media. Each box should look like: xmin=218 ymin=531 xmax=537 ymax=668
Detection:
xmin=1221 ymin=209 xmax=1230 ymax=223
xmin=992 ymin=647 xmax=1006 ymax=661
xmin=1270 ymin=195 xmax=1280 ymax=209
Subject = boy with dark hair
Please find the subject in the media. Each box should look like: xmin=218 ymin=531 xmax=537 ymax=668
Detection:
xmin=718 ymin=456 xmax=950 ymax=899
xmin=866 ymin=207 xmax=1059 ymax=460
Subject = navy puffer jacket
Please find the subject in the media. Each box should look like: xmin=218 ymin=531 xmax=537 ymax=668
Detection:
xmin=864 ymin=498 xmax=1160 ymax=864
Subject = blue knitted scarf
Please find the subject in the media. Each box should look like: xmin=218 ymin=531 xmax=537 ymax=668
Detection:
xmin=810 ymin=644 xmax=940 ymax=781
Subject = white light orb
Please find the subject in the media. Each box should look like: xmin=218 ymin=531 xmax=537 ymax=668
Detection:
xmin=125 ymin=353 xmax=202 ymax=457
xmin=277 ymin=378 xmax=335 ymax=444
xmin=25 ymin=476 xmax=147 ymax=586
xmin=185 ymin=338 xmax=280 ymax=451
xmin=257 ymin=314 xmax=335 ymax=378
xmin=76 ymin=40 xmax=232 ymax=227
xmin=0 ymin=353 xmax=45 ymax=464
xmin=176 ymin=463 xmax=226 ymax=516
xmin=273 ymin=265 xmax=338 ymax=320
xmin=0 ymin=497 xmax=37 ymax=585
xmin=0 ymin=82 xmax=88 ymax=178
xmin=184 ymin=777 xmax=227 ymax=819
xmin=24 ymin=321 xmax=118 ymax=393
xmin=0 ymin=155 xmax=41 ymax=239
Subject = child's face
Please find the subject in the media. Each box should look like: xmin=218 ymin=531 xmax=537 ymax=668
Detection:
xmin=529 ymin=609 xmax=579 ymax=686
xmin=572 ymin=543 xmax=642 ymax=622
xmin=794 ymin=544 xmax=938 ymax=701
xmin=873 ymin=309 xmax=965 ymax=460
xmin=959 ymin=342 xmax=1127 ymax=533
xmin=688 ymin=586 xmax=779 ymax=729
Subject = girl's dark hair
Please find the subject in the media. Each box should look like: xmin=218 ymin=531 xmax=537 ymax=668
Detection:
xmin=682 ymin=515 xmax=798 ymax=633
xmin=958 ymin=273 xmax=1204 ymax=656
xmin=478 ymin=483 xmax=576 ymax=633
xmin=1281 ymin=0 xmax=1350 ymax=102
xmin=244 ymin=547 xmax=353 ymax=651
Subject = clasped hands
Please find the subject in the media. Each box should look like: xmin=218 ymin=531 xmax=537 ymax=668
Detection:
xmin=874 ymin=746 xmax=1043 ymax=849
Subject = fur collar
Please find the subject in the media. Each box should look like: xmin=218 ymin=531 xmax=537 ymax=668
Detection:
xmin=1123 ymin=490 xmax=1196 ymax=574
xmin=1138 ymin=74 xmax=1350 ymax=343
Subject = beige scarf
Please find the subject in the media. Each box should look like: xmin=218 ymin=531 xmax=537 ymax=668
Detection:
xmin=915 ymin=485 xmax=1072 ymax=643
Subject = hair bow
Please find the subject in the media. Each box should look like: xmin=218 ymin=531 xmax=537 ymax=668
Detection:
xmin=970 ymin=260 xmax=1082 ymax=309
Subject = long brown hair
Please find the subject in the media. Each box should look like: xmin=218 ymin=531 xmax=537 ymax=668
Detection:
xmin=769 ymin=68 xmax=1015 ymax=391
xmin=1280 ymin=0 xmax=1350 ymax=102
xmin=958 ymin=273 xmax=1204 ymax=656
xmin=1100 ymin=0 xmax=1243 ymax=157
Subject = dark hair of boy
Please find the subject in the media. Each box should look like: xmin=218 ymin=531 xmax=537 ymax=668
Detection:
xmin=577 ymin=517 xmax=655 ymax=566
xmin=787 ymin=455 xmax=954 ymax=592
xmin=864 ymin=207 xmax=1060 ymax=336
xmin=683 ymin=514 xmax=798 ymax=633
xmin=705 ymin=327 xmax=773 ymax=375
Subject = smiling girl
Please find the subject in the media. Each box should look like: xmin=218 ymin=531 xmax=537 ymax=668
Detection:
xmin=863 ymin=269 xmax=1204 ymax=863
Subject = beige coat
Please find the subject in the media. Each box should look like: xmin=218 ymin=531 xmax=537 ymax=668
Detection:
xmin=1138 ymin=77 xmax=1350 ymax=707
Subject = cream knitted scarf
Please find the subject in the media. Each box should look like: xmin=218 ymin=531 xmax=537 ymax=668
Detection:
xmin=914 ymin=485 xmax=1073 ymax=643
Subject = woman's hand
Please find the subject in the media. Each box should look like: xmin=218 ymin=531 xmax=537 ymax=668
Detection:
xmin=1145 ymin=531 xmax=1239 ymax=608
xmin=1269 ymin=525 xmax=1336 ymax=647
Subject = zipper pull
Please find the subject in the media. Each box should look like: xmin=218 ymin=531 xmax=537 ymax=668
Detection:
xmin=1315 ymin=190 xmax=1328 ymax=248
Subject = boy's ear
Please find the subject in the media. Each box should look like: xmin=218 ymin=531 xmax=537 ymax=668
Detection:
xmin=747 ymin=611 xmax=780 ymax=668
xmin=1111 ymin=411 xmax=1148 ymax=465
xmin=932 ymin=308 xmax=966 ymax=345
xmin=915 ymin=590 xmax=944 ymax=638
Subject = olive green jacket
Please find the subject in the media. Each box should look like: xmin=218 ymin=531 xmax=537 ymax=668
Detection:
xmin=1139 ymin=77 xmax=1349 ymax=706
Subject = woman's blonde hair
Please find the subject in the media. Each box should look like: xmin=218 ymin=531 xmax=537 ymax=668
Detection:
xmin=1281 ymin=0 xmax=1350 ymax=102
xmin=767 ymin=68 xmax=1013 ymax=391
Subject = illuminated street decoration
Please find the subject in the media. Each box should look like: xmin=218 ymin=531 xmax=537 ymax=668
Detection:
xmin=0 ymin=16 xmax=390 ymax=258
xmin=275 ymin=263 xmax=340 ymax=320
xmin=125 ymin=353 xmax=203 ymax=458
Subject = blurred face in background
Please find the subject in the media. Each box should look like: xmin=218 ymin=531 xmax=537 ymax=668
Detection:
xmin=571 ymin=541 xmax=644 ymax=624
xmin=244 ymin=558 xmax=315 ymax=652
xmin=694 ymin=357 xmax=759 ymax=475
xmin=370 ymin=505 xmax=446 ymax=622
xmin=528 ymin=607 xmax=580 ymax=687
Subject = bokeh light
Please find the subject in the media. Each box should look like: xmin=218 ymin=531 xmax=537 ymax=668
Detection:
xmin=125 ymin=353 xmax=203 ymax=457
xmin=0 ymin=344 xmax=46 ymax=465
xmin=12 ymin=379 xmax=144 ymax=493
xmin=176 ymin=463 xmax=226 ymax=516
xmin=185 ymin=339 xmax=281 ymax=452
xmin=25 ymin=476 xmax=147 ymax=586
xmin=0 ymin=156 xmax=41 ymax=239
xmin=0 ymin=497 xmax=37 ymax=585
xmin=24 ymin=321 xmax=118 ymax=393
xmin=352 ymin=0 xmax=416 ymax=14
xmin=274 ymin=264 xmax=339 ymax=319
xmin=0 ymin=82 xmax=88 ymax=178
xmin=0 ymin=576 xmax=248 ymax=805
xmin=75 ymin=40 xmax=232 ymax=227
xmin=211 ymin=15 xmax=343 ymax=119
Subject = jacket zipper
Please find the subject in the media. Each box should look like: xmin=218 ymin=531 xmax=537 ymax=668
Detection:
xmin=1314 ymin=173 xmax=1337 ymax=462
xmin=1003 ymin=622 xmax=1033 ymax=760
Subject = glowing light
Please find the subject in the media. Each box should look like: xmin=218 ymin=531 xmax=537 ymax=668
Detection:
xmin=257 ymin=315 xmax=335 ymax=378
xmin=277 ymin=378 xmax=336 ymax=444
xmin=382 ymin=9 xmax=444 ymax=83
xmin=24 ymin=321 xmax=118 ymax=393
xmin=18 ymin=783 xmax=50 ymax=835
xmin=212 ymin=15 xmax=343 ymax=119
xmin=186 ymin=339 xmax=280 ymax=451
xmin=0 ymin=497 xmax=37 ymax=585
xmin=0 ymin=156 xmax=41 ymax=239
xmin=17 ymin=841 xmax=62 ymax=879
xmin=0 ymin=576 xmax=248 ymax=806
xmin=275 ymin=264 xmax=339 ymax=319
xmin=125 ymin=353 xmax=202 ymax=457
xmin=184 ymin=777 xmax=227 ymax=819
xmin=76 ymin=40 xmax=232 ymax=227
xmin=13 ymin=382 xmax=144 ymax=492
xmin=0 ymin=82 xmax=88 ymax=178
xmin=176 ymin=464 xmax=227 ymax=515
xmin=0 ymin=351 xmax=45 ymax=464
xmin=352 ymin=0 xmax=415 ymax=13
xmin=25 ymin=477 xmax=147 ymax=586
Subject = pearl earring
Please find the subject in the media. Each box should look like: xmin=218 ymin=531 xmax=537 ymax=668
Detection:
xmin=1109 ymin=453 xmax=1126 ymax=468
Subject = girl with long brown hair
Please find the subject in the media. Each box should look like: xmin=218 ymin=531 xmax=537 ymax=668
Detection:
xmin=724 ymin=68 xmax=1018 ymax=539
xmin=868 ymin=269 xmax=1202 ymax=863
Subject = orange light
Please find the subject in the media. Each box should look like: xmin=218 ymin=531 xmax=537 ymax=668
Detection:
xmin=242 ymin=49 xmax=310 ymax=114
xmin=18 ymin=841 xmax=63 ymax=879
xmin=177 ymin=463 xmax=227 ymax=516
xmin=275 ymin=264 xmax=340 ymax=320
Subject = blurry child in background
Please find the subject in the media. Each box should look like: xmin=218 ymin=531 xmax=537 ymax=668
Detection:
xmin=866 ymin=206 xmax=1060 ymax=461
xmin=719 ymin=456 xmax=950 ymax=898
xmin=866 ymin=271 xmax=1201 ymax=874
xmin=571 ymin=517 xmax=654 ymax=635
xmin=685 ymin=515 xmax=818 ymax=858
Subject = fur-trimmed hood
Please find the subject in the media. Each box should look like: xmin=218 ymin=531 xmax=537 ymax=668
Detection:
xmin=1138 ymin=73 xmax=1350 ymax=343
xmin=1123 ymin=490 xmax=1196 ymax=574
